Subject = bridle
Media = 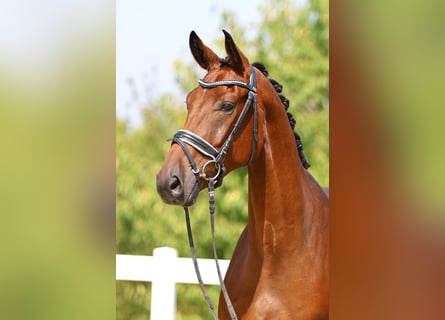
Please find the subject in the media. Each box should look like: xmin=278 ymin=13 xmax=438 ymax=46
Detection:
xmin=169 ymin=66 xmax=258 ymax=320
xmin=171 ymin=65 xmax=258 ymax=188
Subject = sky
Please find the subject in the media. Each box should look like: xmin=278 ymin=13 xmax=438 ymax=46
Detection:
xmin=116 ymin=0 xmax=263 ymax=128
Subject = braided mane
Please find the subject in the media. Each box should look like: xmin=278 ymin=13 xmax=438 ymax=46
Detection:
xmin=252 ymin=62 xmax=310 ymax=169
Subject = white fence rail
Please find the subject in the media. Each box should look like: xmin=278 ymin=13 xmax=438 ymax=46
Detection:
xmin=116 ymin=247 xmax=230 ymax=320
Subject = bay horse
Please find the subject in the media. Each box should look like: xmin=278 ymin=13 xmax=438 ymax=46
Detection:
xmin=156 ymin=30 xmax=329 ymax=319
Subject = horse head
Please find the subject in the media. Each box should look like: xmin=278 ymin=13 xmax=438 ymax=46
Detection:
xmin=156 ymin=30 xmax=266 ymax=207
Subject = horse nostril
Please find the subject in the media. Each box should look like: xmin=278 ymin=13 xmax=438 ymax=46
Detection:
xmin=170 ymin=175 xmax=181 ymax=191
xmin=156 ymin=171 xmax=184 ymax=204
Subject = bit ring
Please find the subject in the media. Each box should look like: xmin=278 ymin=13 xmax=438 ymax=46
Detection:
xmin=200 ymin=160 xmax=221 ymax=181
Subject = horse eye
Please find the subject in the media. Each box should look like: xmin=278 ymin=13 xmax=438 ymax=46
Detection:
xmin=220 ymin=102 xmax=235 ymax=113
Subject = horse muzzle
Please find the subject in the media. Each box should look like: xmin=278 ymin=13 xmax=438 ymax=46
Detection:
xmin=156 ymin=166 xmax=201 ymax=207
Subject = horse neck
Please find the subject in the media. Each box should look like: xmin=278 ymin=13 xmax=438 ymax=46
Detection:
xmin=247 ymin=97 xmax=318 ymax=260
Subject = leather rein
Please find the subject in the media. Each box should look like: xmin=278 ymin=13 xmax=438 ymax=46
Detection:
xmin=170 ymin=66 xmax=258 ymax=320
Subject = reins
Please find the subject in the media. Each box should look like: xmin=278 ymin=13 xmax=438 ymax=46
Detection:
xmin=183 ymin=178 xmax=236 ymax=320
xmin=170 ymin=66 xmax=258 ymax=320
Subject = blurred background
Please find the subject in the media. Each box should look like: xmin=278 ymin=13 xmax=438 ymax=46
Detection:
xmin=2 ymin=0 xmax=444 ymax=319
xmin=116 ymin=0 xmax=328 ymax=318
xmin=0 ymin=1 xmax=115 ymax=319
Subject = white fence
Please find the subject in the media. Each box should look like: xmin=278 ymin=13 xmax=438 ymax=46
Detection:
xmin=116 ymin=247 xmax=230 ymax=320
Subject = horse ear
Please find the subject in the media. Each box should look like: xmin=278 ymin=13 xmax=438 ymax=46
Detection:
xmin=223 ymin=29 xmax=249 ymax=75
xmin=189 ymin=31 xmax=219 ymax=71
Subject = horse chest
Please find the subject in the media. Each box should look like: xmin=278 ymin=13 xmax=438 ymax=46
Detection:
xmin=222 ymin=230 xmax=296 ymax=318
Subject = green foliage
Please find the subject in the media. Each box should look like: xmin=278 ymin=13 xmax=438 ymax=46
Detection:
xmin=117 ymin=1 xmax=328 ymax=319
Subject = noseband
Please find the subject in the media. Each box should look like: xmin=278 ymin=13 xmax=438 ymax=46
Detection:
xmin=171 ymin=65 xmax=258 ymax=187
xmin=169 ymin=66 xmax=258 ymax=320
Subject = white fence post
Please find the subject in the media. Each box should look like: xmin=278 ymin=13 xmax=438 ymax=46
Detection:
xmin=116 ymin=248 xmax=230 ymax=319
xmin=150 ymin=247 xmax=178 ymax=320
